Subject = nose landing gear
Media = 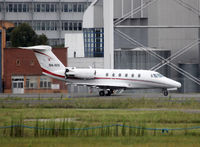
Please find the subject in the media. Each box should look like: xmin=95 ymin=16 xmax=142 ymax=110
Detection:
xmin=163 ymin=89 xmax=168 ymax=96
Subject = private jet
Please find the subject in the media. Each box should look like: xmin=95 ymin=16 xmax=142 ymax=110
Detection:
xmin=20 ymin=45 xmax=181 ymax=96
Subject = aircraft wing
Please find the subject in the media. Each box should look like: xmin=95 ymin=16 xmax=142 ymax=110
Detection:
xmin=67 ymin=82 xmax=129 ymax=90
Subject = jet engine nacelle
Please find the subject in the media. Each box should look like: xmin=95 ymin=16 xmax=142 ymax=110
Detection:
xmin=65 ymin=68 xmax=95 ymax=79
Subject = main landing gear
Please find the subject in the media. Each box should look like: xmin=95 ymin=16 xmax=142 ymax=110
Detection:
xmin=99 ymin=89 xmax=113 ymax=96
xmin=163 ymin=89 xmax=168 ymax=96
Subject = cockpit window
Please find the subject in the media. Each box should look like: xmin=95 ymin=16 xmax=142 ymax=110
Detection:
xmin=152 ymin=73 xmax=164 ymax=78
xmin=153 ymin=74 xmax=158 ymax=78
xmin=157 ymin=73 xmax=163 ymax=78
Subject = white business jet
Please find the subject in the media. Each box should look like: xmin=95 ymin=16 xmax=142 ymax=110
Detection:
xmin=20 ymin=45 xmax=181 ymax=96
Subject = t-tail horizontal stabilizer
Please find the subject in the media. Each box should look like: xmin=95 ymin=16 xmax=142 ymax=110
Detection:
xmin=19 ymin=45 xmax=65 ymax=80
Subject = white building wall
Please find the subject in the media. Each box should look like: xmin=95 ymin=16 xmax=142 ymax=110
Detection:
xmin=104 ymin=0 xmax=114 ymax=69
xmin=68 ymin=57 xmax=104 ymax=68
xmin=65 ymin=33 xmax=84 ymax=58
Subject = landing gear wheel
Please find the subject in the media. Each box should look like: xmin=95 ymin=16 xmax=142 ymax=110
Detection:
xmin=106 ymin=90 xmax=111 ymax=96
xmin=99 ymin=91 xmax=105 ymax=96
xmin=163 ymin=90 xmax=168 ymax=96
xmin=110 ymin=89 xmax=114 ymax=94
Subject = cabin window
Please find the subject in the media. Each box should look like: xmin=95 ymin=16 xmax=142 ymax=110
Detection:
xmin=131 ymin=74 xmax=134 ymax=78
xmin=125 ymin=74 xmax=128 ymax=77
xmin=106 ymin=73 xmax=109 ymax=77
xmin=153 ymin=74 xmax=158 ymax=78
xmin=151 ymin=74 xmax=153 ymax=78
xmin=94 ymin=70 xmax=96 ymax=76
xmin=118 ymin=73 xmax=121 ymax=77
xmin=138 ymin=74 xmax=141 ymax=78
xmin=112 ymin=73 xmax=115 ymax=77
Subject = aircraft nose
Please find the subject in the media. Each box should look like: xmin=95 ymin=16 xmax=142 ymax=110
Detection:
xmin=174 ymin=81 xmax=181 ymax=88
xmin=177 ymin=82 xmax=181 ymax=88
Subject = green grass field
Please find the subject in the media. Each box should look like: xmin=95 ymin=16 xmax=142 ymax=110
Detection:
xmin=1 ymin=136 xmax=200 ymax=147
xmin=0 ymin=97 xmax=200 ymax=146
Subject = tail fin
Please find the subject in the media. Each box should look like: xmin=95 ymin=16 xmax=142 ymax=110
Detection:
xmin=19 ymin=45 xmax=65 ymax=79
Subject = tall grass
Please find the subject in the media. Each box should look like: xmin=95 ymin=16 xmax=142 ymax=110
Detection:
xmin=1 ymin=117 xmax=200 ymax=137
xmin=0 ymin=118 xmax=149 ymax=137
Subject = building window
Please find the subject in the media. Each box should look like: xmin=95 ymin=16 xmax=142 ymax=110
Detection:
xmin=83 ymin=28 xmax=104 ymax=57
xmin=74 ymin=22 xmax=77 ymax=30
xmin=42 ymin=22 xmax=45 ymax=30
xmin=68 ymin=3 xmax=72 ymax=12
xmin=41 ymin=4 xmax=45 ymax=12
xmin=64 ymin=22 xmax=68 ymax=30
xmin=30 ymin=60 xmax=35 ymax=66
xmin=37 ymin=4 xmax=40 ymax=12
xmin=62 ymin=2 xmax=88 ymax=13
xmin=36 ymin=21 xmax=41 ymax=30
xmin=69 ymin=22 xmax=73 ymax=30
xmin=13 ymin=4 xmax=17 ymax=12
xmin=23 ymin=4 xmax=29 ymax=12
xmin=78 ymin=23 xmax=82 ymax=30
xmin=46 ymin=21 xmax=50 ymax=30
xmin=73 ymin=3 xmax=77 ymax=12
xmin=8 ymin=4 xmax=12 ymax=12
xmin=63 ymin=4 xmax=68 ymax=12
xmin=16 ymin=59 xmax=20 ymax=66
xmin=40 ymin=76 xmax=52 ymax=89
xmin=18 ymin=4 xmax=22 ymax=12
xmin=50 ymin=3 xmax=57 ymax=12
xmin=78 ymin=4 xmax=82 ymax=12
xmin=26 ymin=76 xmax=38 ymax=89
xmin=46 ymin=4 xmax=50 ymax=12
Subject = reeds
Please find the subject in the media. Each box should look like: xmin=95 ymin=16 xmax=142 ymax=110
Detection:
xmin=0 ymin=117 xmax=199 ymax=137
xmin=0 ymin=118 xmax=151 ymax=137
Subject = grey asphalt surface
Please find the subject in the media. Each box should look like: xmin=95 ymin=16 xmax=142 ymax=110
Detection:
xmin=0 ymin=92 xmax=200 ymax=99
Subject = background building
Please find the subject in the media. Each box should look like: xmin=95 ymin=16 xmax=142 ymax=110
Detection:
xmin=81 ymin=0 xmax=200 ymax=93
xmin=3 ymin=47 xmax=67 ymax=93
xmin=0 ymin=0 xmax=92 ymax=46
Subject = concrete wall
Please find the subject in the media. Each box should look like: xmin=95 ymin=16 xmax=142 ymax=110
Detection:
xmin=114 ymin=48 xmax=171 ymax=77
xmin=148 ymin=0 xmax=199 ymax=64
xmin=68 ymin=57 xmax=104 ymax=68
xmin=65 ymin=33 xmax=84 ymax=58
